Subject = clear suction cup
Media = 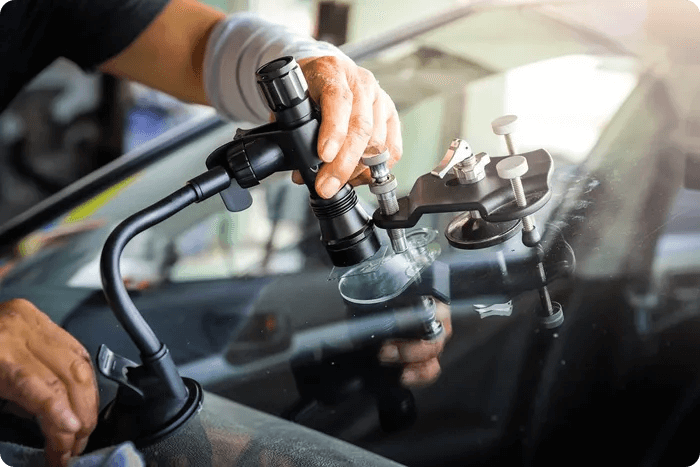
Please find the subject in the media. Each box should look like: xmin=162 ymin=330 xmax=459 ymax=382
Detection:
xmin=337 ymin=228 xmax=441 ymax=305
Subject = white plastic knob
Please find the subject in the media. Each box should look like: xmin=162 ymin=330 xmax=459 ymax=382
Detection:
xmin=496 ymin=156 xmax=528 ymax=179
xmin=491 ymin=115 xmax=518 ymax=136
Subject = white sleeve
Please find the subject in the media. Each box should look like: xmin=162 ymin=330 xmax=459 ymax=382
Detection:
xmin=203 ymin=13 xmax=349 ymax=124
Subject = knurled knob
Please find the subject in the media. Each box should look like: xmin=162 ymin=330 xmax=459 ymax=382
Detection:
xmin=256 ymin=56 xmax=309 ymax=112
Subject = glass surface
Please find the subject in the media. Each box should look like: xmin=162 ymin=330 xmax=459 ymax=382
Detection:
xmin=2 ymin=2 xmax=699 ymax=466
xmin=338 ymin=228 xmax=441 ymax=304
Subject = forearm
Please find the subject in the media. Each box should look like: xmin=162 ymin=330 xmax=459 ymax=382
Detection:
xmin=97 ymin=0 xmax=401 ymax=201
xmin=99 ymin=0 xmax=346 ymax=121
xmin=99 ymin=0 xmax=224 ymax=106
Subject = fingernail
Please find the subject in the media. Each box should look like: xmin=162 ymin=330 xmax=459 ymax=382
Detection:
xmin=60 ymin=408 xmax=81 ymax=432
xmin=401 ymin=370 xmax=417 ymax=387
xmin=378 ymin=344 xmax=400 ymax=363
xmin=321 ymin=140 xmax=340 ymax=162
xmin=318 ymin=176 xmax=342 ymax=198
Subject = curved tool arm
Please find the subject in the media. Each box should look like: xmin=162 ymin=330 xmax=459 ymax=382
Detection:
xmin=99 ymin=167 xmax=231 ymax=401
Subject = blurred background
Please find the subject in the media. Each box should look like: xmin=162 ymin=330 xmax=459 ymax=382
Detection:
xmin=0 ymin=0 xmax=695 ymax=226
xmin=2 ymin=3 xmax=700 ymax=465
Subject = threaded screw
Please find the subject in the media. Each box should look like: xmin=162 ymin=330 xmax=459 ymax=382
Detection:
xmin=363 ymin=150 xmax=408 ymax=254
xmin=496 ymin=156 xmax=536 ymax=233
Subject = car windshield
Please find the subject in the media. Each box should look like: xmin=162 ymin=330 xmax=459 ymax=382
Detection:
xmin=0 ymin=6 xmax=640 ymax=290
xmin=1 ymin=2 xmax=697 ymax=466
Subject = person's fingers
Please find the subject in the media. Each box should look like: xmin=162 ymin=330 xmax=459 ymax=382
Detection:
xmin=316 ymin=80 xmax=353 ymax=164
xmin=348 ymin=169 xmax=373 ymax=187
xmin=378 ymin=301 xmax=452 ymax=365
xmin=368 ymin=92 xmax=389 ymax=153
xmin=74 ymin=436 xmax=90 ymax=458
xmin=401 ymin=358 xmax=442 ymax=388
xmin=0 ymin=299 xmax=98 ymax=464
xmin=1 ymin=352 xmax=80 ymax=466
xmin=385 ymin=97 xmax=403 ymax=169
xmin=42 ymin=422 xmax=77 ymax=467
xmin=346 ymin=92 xmax=397 ymax=188
xmin=291 ymin=170 xmax=303 ymax=185
xmin=316 ymin=69 xmax=377 ymax=198
xmin=378 ymin=342 xmax=400 ymax=363
xmin=28 ymin=337 xmax=98 ymax=455
xmin=1 ymin=353 xmax=80 ymax=433
xmin=307 ymin=60 xmax=353 ymax=164
xmin=397 ymin=336 xmax=447 ymax=364
xmin=378 ymin=330 xmax=447 ymax=364
xmin=378 ymin=338 xmax=441 ymax=365
xmin=436 ymin=301 xmax=453 ymax=339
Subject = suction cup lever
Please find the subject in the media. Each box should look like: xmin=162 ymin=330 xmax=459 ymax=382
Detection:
xmin=431 ymin=139 xmax=473 ymax=179
xmin=96 ymin=345 xmax=144 ymax=400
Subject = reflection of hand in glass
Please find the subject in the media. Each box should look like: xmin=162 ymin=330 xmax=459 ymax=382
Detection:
xmin=378 ymin=301 xmax=452 ymax=388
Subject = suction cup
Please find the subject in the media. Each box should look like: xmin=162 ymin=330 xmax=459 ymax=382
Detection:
xmin=89 ymin=377 xmax=203 ymax=450
xmin=445 ymin=212 xmax=521 ymax=250
xmin=338 ymin=229 xmax=440 ymax=305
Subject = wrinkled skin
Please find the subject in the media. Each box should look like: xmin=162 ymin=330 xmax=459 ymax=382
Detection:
xmin=0 ymin=299 xmax=98 ymax=467
xmin=293 ymin=56 xmax=403 ymax=198
xmin=379 ymin=301 xmax=453 ymax=388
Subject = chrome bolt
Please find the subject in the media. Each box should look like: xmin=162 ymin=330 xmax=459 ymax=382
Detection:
xmin=363 ymin=150 xmax=407 ymax=254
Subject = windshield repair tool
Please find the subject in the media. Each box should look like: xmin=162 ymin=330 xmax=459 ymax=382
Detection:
xmin=370 ymin=115 xmax=566 ymax=328
xmin=89 ymin=56 xmax=389 ymax=449
xmin=206 ymin=56 xmax=380 ymax=267
xmin=493 ymin=117 xmax=563 ymax=328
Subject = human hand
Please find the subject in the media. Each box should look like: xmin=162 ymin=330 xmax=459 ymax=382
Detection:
xmin=0 ymin=299 xmax=98 ymax=467
xmin=378 ymin=301 xmax=452 ymax=388
xmin=293 ymin=56 xmax=402 ymax=198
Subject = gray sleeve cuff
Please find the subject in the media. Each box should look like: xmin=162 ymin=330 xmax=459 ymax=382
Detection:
xmin=203 ymin=13 xmax=349 ymax=124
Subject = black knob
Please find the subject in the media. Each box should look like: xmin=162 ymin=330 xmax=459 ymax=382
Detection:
xmin=256 ymin=56 xmax=309 ymax=113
